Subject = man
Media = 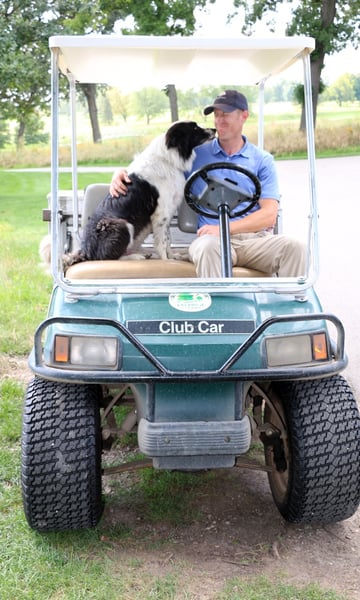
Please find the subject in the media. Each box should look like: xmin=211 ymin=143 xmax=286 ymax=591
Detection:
xmin=110 ymin=90 xmax=306 ymax=278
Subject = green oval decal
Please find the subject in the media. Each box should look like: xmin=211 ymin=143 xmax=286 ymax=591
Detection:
xmin=169 ymin=293 xmax=212 ymax=312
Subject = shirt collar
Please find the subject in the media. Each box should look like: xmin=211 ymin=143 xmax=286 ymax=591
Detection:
xmin=212 ymin=135 xmax=250 ymax=159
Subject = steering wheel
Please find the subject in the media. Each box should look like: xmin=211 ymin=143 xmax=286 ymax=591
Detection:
xmin=184 ymin=162 xmax=261 ymax=218
xmin=184 ymin=162 xmax=262 ymax=277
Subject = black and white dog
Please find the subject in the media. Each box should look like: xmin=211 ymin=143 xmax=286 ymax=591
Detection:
xmin=64 ymin=121 xmax=215 ymax=267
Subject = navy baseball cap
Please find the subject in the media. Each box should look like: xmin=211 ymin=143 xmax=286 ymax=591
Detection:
xmin=204 ymin=90 xmax=249 ymax=115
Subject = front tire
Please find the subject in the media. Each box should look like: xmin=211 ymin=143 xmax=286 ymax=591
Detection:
xmin=21 ymin=378 xmax=103 ymax=532
xmin=264 ymin=375 xmax=360 ymax=524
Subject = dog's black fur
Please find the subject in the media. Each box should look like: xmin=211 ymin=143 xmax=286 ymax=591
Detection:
xmin=69 ymin=175 xmax=158 ymax=263
xmin=63 ymin=121 xmax=215 ymax=268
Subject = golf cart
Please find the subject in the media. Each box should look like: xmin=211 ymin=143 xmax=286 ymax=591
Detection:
xmin=21 ymin=35 xmax=360 ymax=531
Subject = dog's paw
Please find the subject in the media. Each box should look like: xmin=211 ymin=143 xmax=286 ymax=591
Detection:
xmin=62 ymin=251 xmax=85 ymax=271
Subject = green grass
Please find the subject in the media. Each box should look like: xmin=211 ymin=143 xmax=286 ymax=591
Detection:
xmin=0 ymin=170 xmax=111 ymax=355
xmin=218 ymin=577 xmax=348 ymax=600
xmin=0 ymin=167 xmax=354 ymax=599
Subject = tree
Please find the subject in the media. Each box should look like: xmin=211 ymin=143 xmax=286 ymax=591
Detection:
xmin=0 ymin=0 xmax=104 ymax=146
xmin=80 ymin=84 xmax=102 ymax=143
xmin=131 ymin=88 xmax=168 ymax=124
xmin=106 ymin=89 xmax=130 ymax=122
xmin=325 ymin=73 xmax=356 ymax=106
xmin=100 ymin=0 xmax=216 ymax=36
xmin=99 ymin=94 xmax=114 ymax=124
xmin=354 ymin=75 xmax=360 ymax=102
xmin=233 ymin=0 xmax=360 ymax=129
xmin=164 ymin=85 xmax=179 ymax=123
xmin=0 ymin=1 xmax=53 ymax=148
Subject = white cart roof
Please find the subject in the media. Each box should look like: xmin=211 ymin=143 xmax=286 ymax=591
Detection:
xmin=49 ymin=35 xmax=315 ymax=89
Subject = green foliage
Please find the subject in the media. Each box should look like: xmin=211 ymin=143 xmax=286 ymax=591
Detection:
xmin=24 ymin=115 xmax=49 ymax=146
xmin=354 ymin=75 xmax=360 ymax=101
xmin=131 ymin=87 xmax=168 ymax=124
xmin=286 ymin=0 xmax=360 ymax=58
xmin=0 ymin=1 xmax=55 ymax=146
xmin=235 ymin=0 xmax=360 ymax=54
xmin=293 ymin=80 xmax=326 ymax=105
xmin=106 ymin=88 xmax=130 ymax=122
xmin=324 ymin=73 xmax=357 ymax=106
xmin=0 ymin=119 xmax=10 ymax=149
xmin=100 ymin=0 xmax=216 ymax=35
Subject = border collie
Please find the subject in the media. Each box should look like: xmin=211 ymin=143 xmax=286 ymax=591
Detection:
xmin=63 ymin=121 xmax=214 ymax=267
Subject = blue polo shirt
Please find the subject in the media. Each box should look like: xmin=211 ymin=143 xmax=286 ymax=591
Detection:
xmin=187 ymin=136 xmax=280 ymax=228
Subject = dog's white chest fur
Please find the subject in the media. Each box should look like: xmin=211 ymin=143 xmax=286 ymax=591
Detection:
xmin=127 ymin=134 xmax=196 ymax=259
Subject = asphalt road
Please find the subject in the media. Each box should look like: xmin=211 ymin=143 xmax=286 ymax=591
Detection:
xmin=276 ymin=156 xmax=360 ymax=397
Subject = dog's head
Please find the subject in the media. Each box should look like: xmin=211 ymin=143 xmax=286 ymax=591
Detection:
xmin=165 ymin=121 xmax=215 ymax=162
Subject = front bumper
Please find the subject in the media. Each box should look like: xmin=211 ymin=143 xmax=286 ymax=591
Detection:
xmin=29 ymin=312 xmax=347 ymax=384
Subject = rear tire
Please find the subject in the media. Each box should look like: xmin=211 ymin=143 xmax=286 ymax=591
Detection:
xmin=264 ymin=375 xmax=360 ymax=524
xmin=21 ymin=378 xmax=103 ymax=532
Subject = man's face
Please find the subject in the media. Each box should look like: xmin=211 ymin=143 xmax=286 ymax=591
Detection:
xmin=213 ymin=108 xmax=248 ymax=140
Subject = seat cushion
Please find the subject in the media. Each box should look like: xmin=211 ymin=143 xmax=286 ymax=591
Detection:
xmin=65 ymin=259 xmax=269 ymax=279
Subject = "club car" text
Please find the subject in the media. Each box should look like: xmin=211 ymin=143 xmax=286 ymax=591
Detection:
xmin=159 ymin=320 xmax=224 ymax=334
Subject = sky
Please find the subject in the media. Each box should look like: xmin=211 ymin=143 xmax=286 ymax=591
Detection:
xmin=194 ymin=0 xmax=358 ymax=83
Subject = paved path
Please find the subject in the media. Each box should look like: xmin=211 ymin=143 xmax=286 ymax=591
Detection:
xmin=276 ymin=156 xmax=360 ymax=395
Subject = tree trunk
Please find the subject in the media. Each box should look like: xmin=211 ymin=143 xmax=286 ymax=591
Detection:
xmin=80 ymin=83 xmax=102 ymax=143
xmin=16 ymin=120 xmax=26 ymax=150
xmin=299 ymin=56 xmax=324 ymax=131
xmin=300 ymin=0 xmax=336 ymax=131
xmin=167 ymin=84 xmax=179 ymax=122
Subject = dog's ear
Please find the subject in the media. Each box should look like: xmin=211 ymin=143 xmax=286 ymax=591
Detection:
xmin=165 ymin=122 xmax=197 ymax=161
xmin=165 ymin=122 xmax=183 ymax=150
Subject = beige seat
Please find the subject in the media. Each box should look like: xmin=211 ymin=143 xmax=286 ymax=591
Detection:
xmin=65 ymin=183 xmax=270 ymax=280
xmin=66 ymin=259 xmax=268 ymax=279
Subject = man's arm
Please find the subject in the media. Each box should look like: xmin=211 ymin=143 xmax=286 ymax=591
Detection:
xmin=197 ymin=198 xmax=278 ymax=237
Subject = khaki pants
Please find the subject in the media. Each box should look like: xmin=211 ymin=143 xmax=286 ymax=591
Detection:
xmin=188 ymin=231 xmax=306 ymax=278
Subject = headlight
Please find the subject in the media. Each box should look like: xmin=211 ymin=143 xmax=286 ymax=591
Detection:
xmin=53 ymin=335 xmax=120 ymax=369
xmin=265 ymin=332 xmax=329 ymax=368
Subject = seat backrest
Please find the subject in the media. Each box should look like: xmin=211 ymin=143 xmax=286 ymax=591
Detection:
xmin=177 ymin=199 xmax=199 ymax=233
xmin=81 ymin=184 xmax=282 ymax=235
xmin=82 ymin=183 xmax=110 ymax=228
